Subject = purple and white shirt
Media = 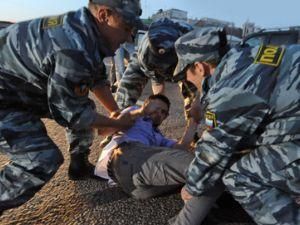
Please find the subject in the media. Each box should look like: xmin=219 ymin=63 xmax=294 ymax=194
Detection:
xmin=95 ymin=106 xmax=176 ymax=180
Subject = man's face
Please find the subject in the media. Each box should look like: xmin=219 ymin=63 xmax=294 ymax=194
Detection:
xmin=186 ymin=66 xmax=199 ymax=87
xmin=144 ymin=99 xmax=169 ymax=127
xmin=106 ymin=10 xmax=134 ymax=51
xmin=186 ymin=63 xmax=207 ymax=90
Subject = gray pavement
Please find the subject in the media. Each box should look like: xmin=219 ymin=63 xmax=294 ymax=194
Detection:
xmin=0 ymin=82 xmax=255 ymax=225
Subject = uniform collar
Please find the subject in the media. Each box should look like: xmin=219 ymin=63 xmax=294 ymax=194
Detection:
xmin=202 ymin=76 xmax=213 ymax=96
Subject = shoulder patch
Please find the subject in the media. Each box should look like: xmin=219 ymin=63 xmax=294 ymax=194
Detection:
xmin=42 ymin=15 xmax=64 ymax=29
xmin=254 ymin=45 xmax=284 ymax=67
xmin=205 ymin=111 xmax=217 ymax=129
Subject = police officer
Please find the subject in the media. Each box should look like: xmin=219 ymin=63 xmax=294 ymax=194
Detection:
xmin=0 ymin=0 xmax=142 ymax=213
xmin=115 ymin=18 xmax=197 ymax=114
xmin=172 ymin=28 xmax=300 ymax=224
xmin=169 ymin=27 xmax=229 ymax=225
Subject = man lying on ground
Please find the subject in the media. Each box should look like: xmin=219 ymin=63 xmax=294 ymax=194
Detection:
xmin=95 ymin=94 xmax=197 ymax=199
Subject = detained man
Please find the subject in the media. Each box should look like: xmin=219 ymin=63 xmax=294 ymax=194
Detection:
xmin=95 ymin=94 xmax=198 ymax=199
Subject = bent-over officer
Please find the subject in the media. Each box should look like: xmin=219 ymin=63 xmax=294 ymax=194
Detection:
xmin=0 ymin=0 xmax=142 ymax=213
xmin=172 ymin=29 xmax=300 ymax=224
xmin=115 ymin=18 xmax=197 ymax=116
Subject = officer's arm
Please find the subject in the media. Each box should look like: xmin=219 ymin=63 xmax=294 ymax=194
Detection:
xmin=185 ymin=89 xmax=270 ymax=197
xmin=92 ymin=84 xmax=119 ymax=113
xmin=97 ymin=105 xmax=141 ymax=136
xmin=48 ymin=50 xmax=133 ymax=131
xmin=115 ymin=54 xmax=148 ymax=109
xmin=91 ymin=113 xmax=134 ymax=130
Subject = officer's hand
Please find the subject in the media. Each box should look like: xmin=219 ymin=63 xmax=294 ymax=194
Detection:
xmin=181 ymin=186 xmax=193 ymax=202
xmin=115 ymin=112 xmax=135 ymax=129
xmin=110 ymin=109 xmax=121 ymax=118
xmin=188 ymin=99 xmax=202 ymax=123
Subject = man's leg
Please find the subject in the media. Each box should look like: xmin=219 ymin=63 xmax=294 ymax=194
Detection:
xmin=169 ymin=181 xmax=224 ymax=225
xmin=66 ymin=127 xmax=94 ymax=180
xmin=223 ymin=143 xmax=300 ymax=225
xmin=0 ymin=110 xmax=63 ymax=212
xmin=110 ymin=142 xmax=194 ymax=199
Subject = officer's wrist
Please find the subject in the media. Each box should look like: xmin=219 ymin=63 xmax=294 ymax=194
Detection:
xmin=110 ymin=109 xmax=121 ymax=118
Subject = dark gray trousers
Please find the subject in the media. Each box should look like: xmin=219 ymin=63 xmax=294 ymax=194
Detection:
xmin=169 ymin=182 xmax=225 ymax=225
xmin=109 ymin=142 xmax=194 ymax=199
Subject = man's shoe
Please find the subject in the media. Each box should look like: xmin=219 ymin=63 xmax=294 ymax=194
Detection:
xmin=68 ymin=153 xmax=95 ymax=180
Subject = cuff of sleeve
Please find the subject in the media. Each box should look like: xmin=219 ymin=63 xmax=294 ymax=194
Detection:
xmin=92 ymin=80 xmax=111 ymax=90
xmin=185 ymin=183 xmax=203 ymax=197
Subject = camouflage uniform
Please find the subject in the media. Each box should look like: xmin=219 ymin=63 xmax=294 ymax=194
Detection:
xmin=170 ymin=27 xmax=230 ymax=225
xmin=0 ymin=0 xmax=142 ymax=211
xmin=115 ymin=18 xmax=197 ymax=114
xmin=183 ymin=44 xmax=300 ymax=224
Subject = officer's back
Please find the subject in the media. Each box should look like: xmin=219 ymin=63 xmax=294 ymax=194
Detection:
xmin=208 ymin=44 xmax=300 ymax=146
xmin=0 ymin=8 xmax=104 ymax=113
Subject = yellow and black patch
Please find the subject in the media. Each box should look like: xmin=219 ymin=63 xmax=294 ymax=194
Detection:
xmin=205 ymin=111 xmax=217 ymax=129
xmin=254 ymin=45 xmax=284 ymax=67
xmin=42 ymin=15 xmax=64 ymax=29
xmin=74 ymin=84 xmax=89 ymax=97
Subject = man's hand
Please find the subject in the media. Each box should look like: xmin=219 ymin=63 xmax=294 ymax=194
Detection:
xmin=181 ymin=186 xmax=193 ymax=202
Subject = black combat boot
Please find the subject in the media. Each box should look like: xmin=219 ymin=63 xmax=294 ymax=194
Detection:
xmin=68 ymin=153 xmax=95 ymax=180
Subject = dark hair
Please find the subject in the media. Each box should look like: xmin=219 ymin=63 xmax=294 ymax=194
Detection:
xmin=147 ymin=94 xmax=170 ymax=109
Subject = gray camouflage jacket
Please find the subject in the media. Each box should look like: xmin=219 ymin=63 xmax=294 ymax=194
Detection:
xmin=186 ymin=44 xmax=300 ymax=196
xmin=115 ymin=21 xmax=196 ymax=109
xmin=0 ymin=7 xmax=111 ymax=130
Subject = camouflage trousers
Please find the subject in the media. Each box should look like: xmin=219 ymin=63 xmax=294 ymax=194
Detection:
xmin=0 ymin=109 xmax=93 ymax=211
xmin=66 ymin=127 xmax=94 ymax=155
xmin=223 ymin=141 xmax=300 ymax=225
